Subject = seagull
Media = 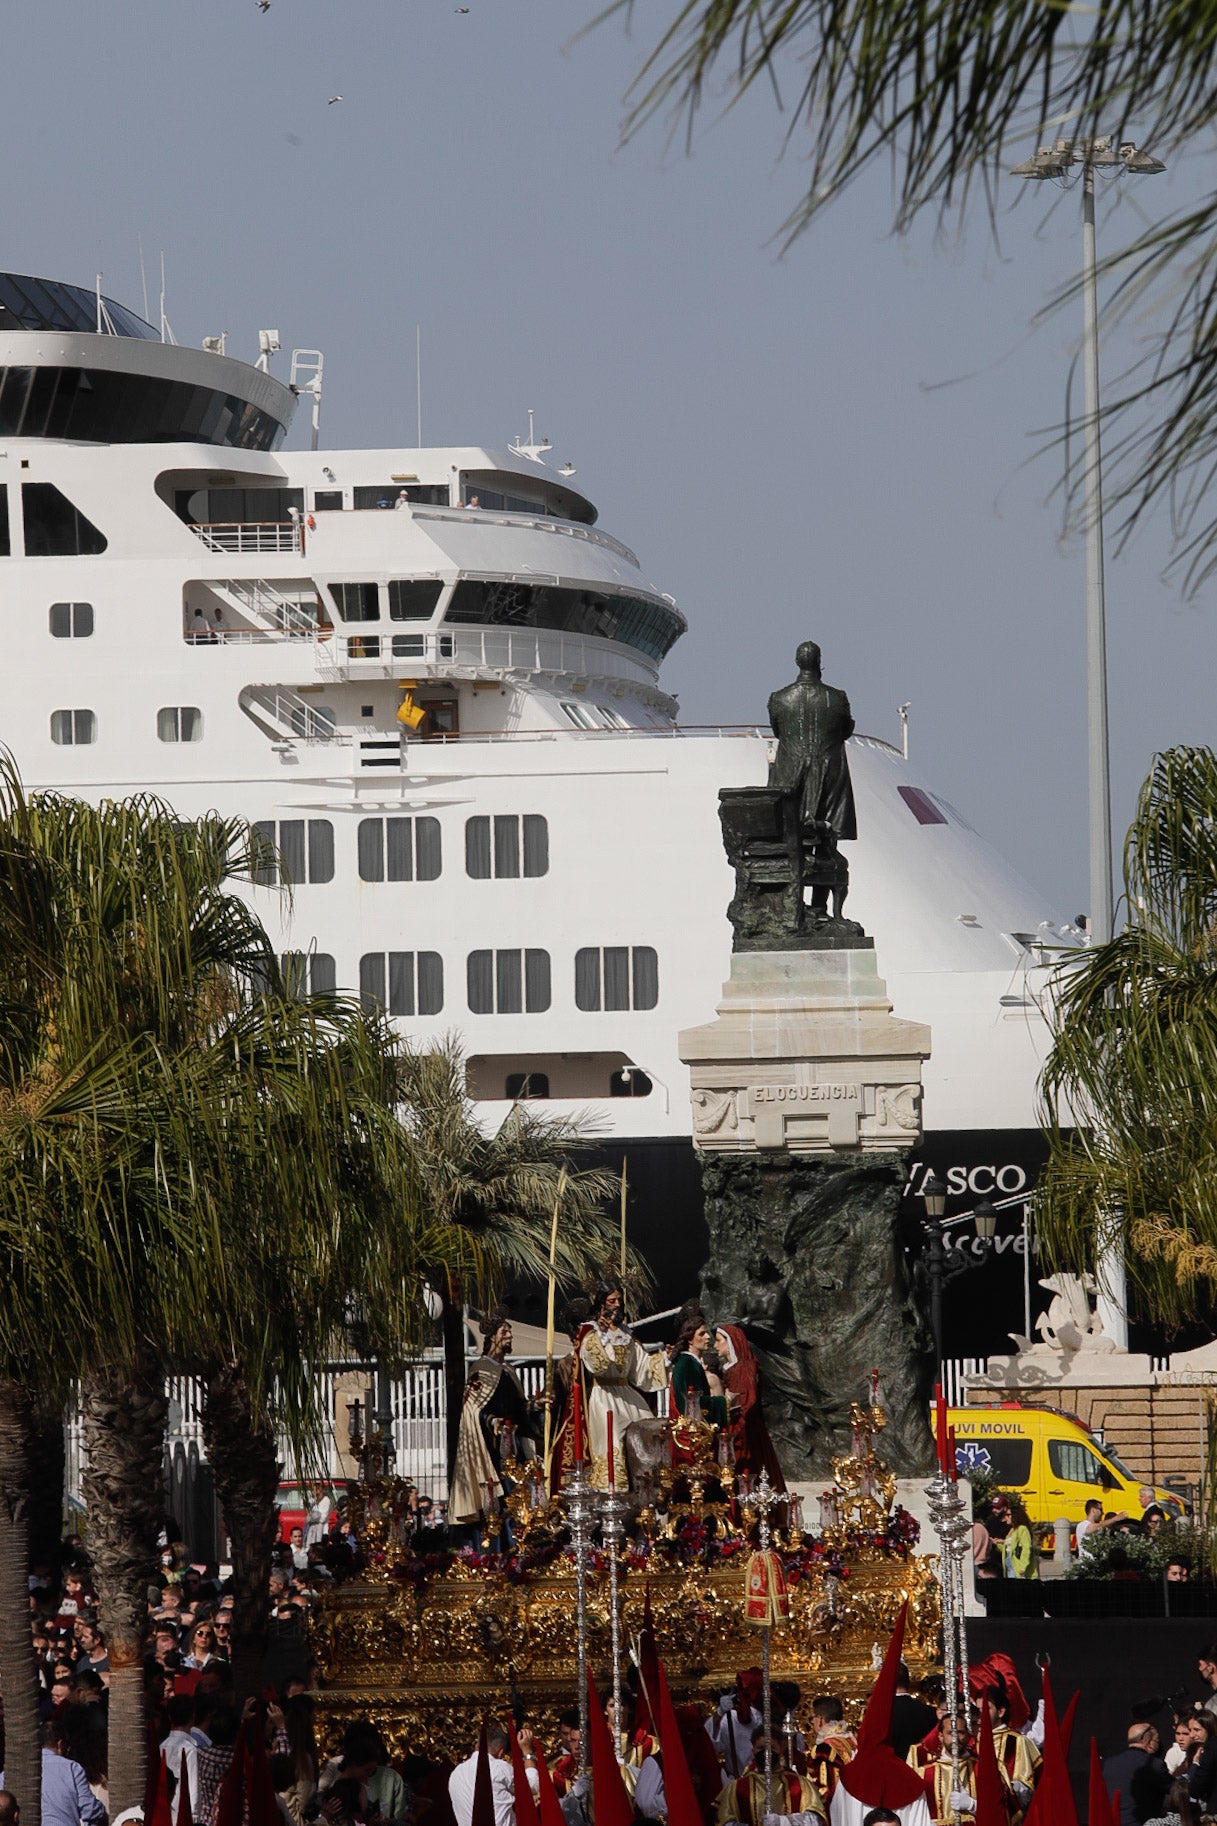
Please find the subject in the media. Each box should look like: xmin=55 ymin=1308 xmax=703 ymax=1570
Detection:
xmin=257 ymin=1 xmax=270 ymax=12
xmin=455 ymin=7 xmax=469 ymax=11
xmin=328 ymin=94 xmax=343 ymax=104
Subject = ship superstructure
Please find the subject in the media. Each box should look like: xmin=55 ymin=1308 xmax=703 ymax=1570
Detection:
xmin=0 ymin=272 xmax=1076 ymax=1332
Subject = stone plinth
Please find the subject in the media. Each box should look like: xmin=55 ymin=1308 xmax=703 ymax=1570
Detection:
xmin=680 ymin=945 xmax=936 ymax=1476
xmin=680 ymin=947 xmax=931 ymax=1154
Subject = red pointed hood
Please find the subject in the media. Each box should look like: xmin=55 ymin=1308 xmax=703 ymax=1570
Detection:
xmin=176 ymin=1757 xmax=193 ymax=1826
xmin=636 ymin=1586 xmax=661 ymax=1738
xmin=1088 ymin=1738 xmax=1112 ymax=1826
xmin=586 ymin=1669 xmax=635 ymax=1826
xmin=839 ymin=1603 xmax=926 ymax=1809
xmin=1023 ymin=1671 xmax=1079 ymax=1826
xmin=149 ymin=1753 xmax=174 ymax=1826
xmin=969 ymin=1653 xmax=1031 ymax=1732
xmin=654 ymin=1660 xmax=703 ymax=1826
xmin=509 ymin=1723 xmax=542 ymax=1826
xmin=471 ymin=1721 xmax=497 ymax=1826
xmin=974 ymin=1710 xmax=1008 ymax=1826
xmin=532 ymin=1742 xmax=568 ymax=1826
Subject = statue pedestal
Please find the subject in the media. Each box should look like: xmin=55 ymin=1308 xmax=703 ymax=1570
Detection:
xmin=680 ymin=947 xmax=931 ymax=1153
xmin=679 ymin=947 xmax=935 ymax=1477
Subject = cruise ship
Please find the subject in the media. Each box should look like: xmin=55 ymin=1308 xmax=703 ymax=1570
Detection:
xmin=0 ymin=271 xmax=1078 ymax=1355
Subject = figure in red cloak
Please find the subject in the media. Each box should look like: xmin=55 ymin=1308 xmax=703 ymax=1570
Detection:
xmin=714 ymin=1323 xmax=786 ymax=1490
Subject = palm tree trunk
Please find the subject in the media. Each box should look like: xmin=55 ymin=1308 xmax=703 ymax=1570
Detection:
xmin=441 ymin=1281 xmax=466 ymax=1484
xmin=27 ymin=1393 xmax=65 ymax=1578
xmin=201 ymin=1364 xmax=280 ymax=1699
xmin=0 ymin=1379 xmax=42 ymax=1823
xmin=81 ymin=1367 xmax=168 ymax=1815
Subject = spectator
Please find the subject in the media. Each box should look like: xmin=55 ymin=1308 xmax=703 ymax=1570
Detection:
xmin=448 ymin=1722 xmax=536 ymax=1826
xmin=1103 ymin=1722 xmax=1170 ymax=1826
xmin=1186 ymin=1713 xmax=1217 ymax=1810
xmin=36 ymin=1720 xmax=106 ymax=1826
xmin=0 ymin=1793 xmax=19 ymax=1826
xmin=75 ymin=1626 xmax=108 ymax=1677
xmin=1197 ymin=1647 xmax=1217 ymax=1717
xmin=278 ymin=1695 xmax=319 ymax=1826
xmin=1077 ymin=1499 xmax=1105 ymax=1548
xmin=184 ymin=1622 xmax=221 ymax=1669
xmin=1143 ymin=1777 xmax=1200 ymax=1826
xmin=1167 ymin=1560 xmax=1191 ymax=1584
xmin=195 ymin=1702 xmax=240 ymax=1826
xmin=890 ymin=1664 xmax=937 ymax=1758
xmin=320 ymin=1723 xmax=410 ymax=1826
xmin=163 ymin=1693 xmax=201 ymax=1799
xmin=1165 ymin=1718 xmax=1194 ymax=1776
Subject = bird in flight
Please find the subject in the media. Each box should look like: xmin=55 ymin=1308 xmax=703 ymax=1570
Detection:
xmin=455 ymin=6 xmax=469 ymax=11
xmin=328 ymin=94 xmax=343 ymax=104
xmin=257 ymin=1 xmax=270 ymax=12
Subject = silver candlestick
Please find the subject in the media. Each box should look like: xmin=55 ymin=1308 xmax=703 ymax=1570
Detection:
xmin=600 ymin=1484 xmax=632 ymax=1761
xmin=925 ymin=1467 xmax=972 ymax=1820
xmin=563 ymin=1461 xmax=597 ymax=1775
xmin=749 ymin=1468 xmax=784 ymax=1820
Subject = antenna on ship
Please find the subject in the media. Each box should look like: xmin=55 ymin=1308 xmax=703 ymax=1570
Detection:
xmin=290 ymin=349 xmax=325 ymax=451
xmin=416 ymin=324 xmax=423 ymax=446
xmin=898 ymin=702 xmax=911 ymax=759
xmin=138 ymin=235 xmax=150 ymax=324
xmin=159 ymin=254 xmax=177 ymax=345
xmin=509 ymin=408 xmax=552 ymax=464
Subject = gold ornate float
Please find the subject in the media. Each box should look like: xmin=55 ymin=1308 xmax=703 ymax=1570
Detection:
xmin=313 ymin=1401 xmax=940 ymax=1761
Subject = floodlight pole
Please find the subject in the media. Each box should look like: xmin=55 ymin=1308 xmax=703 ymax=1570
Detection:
xmin=1012 ymin=135 xmax=1165 ymax=1348
xmin=1080 ymin=162 xmax=1113 ymax=954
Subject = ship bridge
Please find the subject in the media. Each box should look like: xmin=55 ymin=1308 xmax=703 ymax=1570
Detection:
xmin=0 ymin=271 xmax=294 ymax=450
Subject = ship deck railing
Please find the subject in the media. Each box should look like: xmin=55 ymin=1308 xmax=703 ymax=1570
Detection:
xmin=189 ymin=520 xmax=302 ymax=554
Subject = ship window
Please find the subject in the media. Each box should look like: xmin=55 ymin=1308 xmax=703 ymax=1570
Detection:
xmin=359 ymin=951 xmax=444 ymax=1016
xmin=467 ymin=949 xmax=551 ymax=1014
xmin=575 ymin=947 xmax=659 ymax=1012
xmin=445 ymin=578 xmax=684 ymax=663
xmin=388 ymin=580 xmax=442 ymax=622
xmin=357 ymin=816 xmax=442 ymax=882
xmin=506 ymin=1073 xmax=549 ymax=1099
xmin=560 ymin=701 xmax=598 ymax=730
xmin=0 ymin=486 xmax=8 ymax=556
xmin=250 ymin=818 xmax=334 ymax=886
xmin=610 ymin=1069 xmax=653 ymax=1098
xmin=465 ymin=815 xmax=548 ymax=880
xmin=286 ymin=703 xmax=336 ymax=739
xmin=281 ymin=951 xmax=337 ymax=997
xmin=330 ymin=582 xmax=380 ymax=622
xmin=23 ymin=484 xmax=107 ymax=557
xmin=157 ymin=706 xmax=203 ymax=743
xmin=49 ymin=602 xmax=93 ymax=638
xmin=593 ymin=704 xmax=630 ymax=729
xmin=313 ymin=491 xmax=343 ymax=512
xmin=50 ymin=708 xmax=96 ymax=746
xmin=353 ymin=484 xmax=448 ymax=509
xmin=897 ymin=785 xmax=948 ymax=826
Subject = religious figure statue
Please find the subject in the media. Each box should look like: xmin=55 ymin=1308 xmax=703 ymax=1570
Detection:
xmin=714 ymin=1322 xmax=786 ymax=1489
xmin=767 ymin=640 xmax=861 ymax=932
xmin=571 ymin=1278 xmax=670 ymax=1489
xmin=448 ymin=1314 xmax=541 ymax=1530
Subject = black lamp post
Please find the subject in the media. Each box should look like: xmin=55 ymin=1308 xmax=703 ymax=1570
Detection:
xmin=918 ymin=1173 xmax=996 ymax=1374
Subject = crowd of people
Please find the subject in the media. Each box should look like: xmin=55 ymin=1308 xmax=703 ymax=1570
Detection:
xmin=973 ymin=1488 xmax=1197 ymax=1585
xmin=19 ymin=1516 xmax=1217 ymax=1826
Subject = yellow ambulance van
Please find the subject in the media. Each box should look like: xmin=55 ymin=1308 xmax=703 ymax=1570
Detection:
xmin=947 ymin=1404 xmax=1184 ymax=1526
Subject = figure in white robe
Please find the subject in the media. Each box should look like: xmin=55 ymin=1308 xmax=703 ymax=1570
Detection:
xmin=575 ymin=1280 xmax=669 ymax=1490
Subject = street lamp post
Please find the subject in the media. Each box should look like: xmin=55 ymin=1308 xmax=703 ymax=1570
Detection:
xmin=1010 ymin=135 xmax=1165 ymax=949
xmin=918 ymin=1174 xmax=997 ymax=1378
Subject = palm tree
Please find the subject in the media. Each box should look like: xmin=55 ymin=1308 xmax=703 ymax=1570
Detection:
xmin=394 ymin=1039 xmax=644 ymax=1479
xmin=601 ymin=1 xmax=1217 ymax=589
xmin=1037 ymin=745 xmax=1217 ymax=1326
xmin=0 ymin=768 xmax=431 ymax=1813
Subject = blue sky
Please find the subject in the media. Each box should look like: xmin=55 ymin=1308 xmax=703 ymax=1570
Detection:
xmin=4 ymin=0 xmax=1214 ymax=917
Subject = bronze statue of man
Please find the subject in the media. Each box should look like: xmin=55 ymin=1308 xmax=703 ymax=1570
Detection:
xmin=767 ymin=641 xmax=857 ymax=926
